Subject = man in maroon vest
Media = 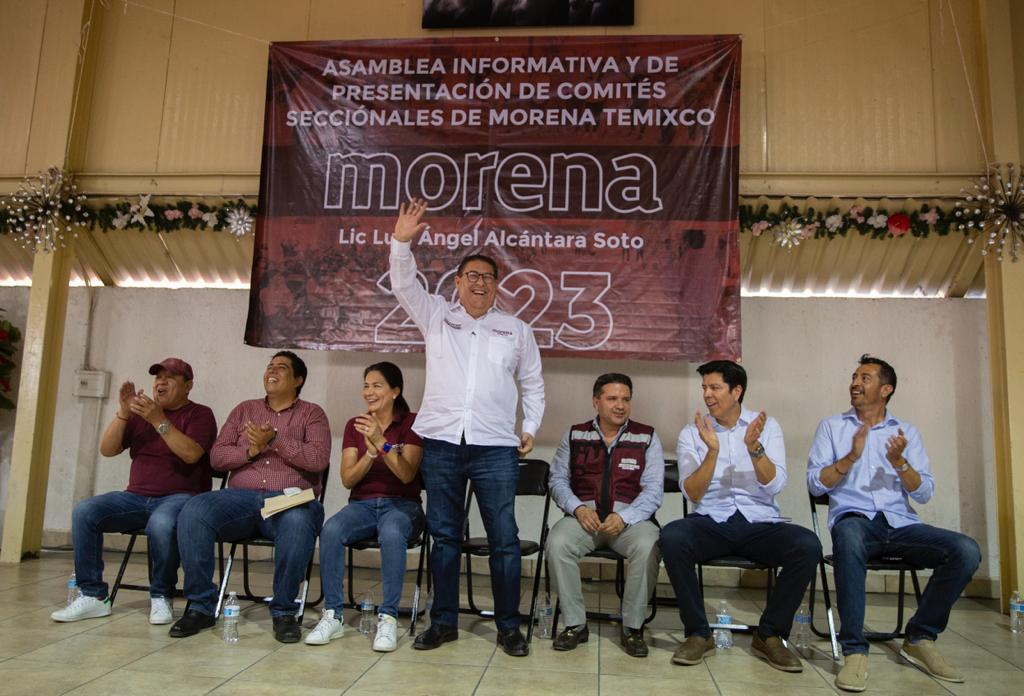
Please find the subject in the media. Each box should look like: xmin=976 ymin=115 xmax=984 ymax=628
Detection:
xmin=546 ymin=373 xmax=664 ymax=657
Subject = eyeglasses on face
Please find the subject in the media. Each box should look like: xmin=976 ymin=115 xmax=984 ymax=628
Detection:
xmin=460 ymin=270 xmax=497 ymax=284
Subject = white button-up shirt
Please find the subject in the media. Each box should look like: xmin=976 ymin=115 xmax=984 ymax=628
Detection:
xmin=807 ymin=409 xmax=934 ymax=530
xmin=389 ymin=239 xmax=545 ymax=447
xmin=676 ymin=406 xmax=787 ymax=523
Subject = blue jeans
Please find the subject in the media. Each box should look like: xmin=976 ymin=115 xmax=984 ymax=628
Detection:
xmin=421 ymin=438 xmax=521 ymax=631
xmin=660 ymin=512 xmax=821 ymax=639
xmin=319 ymin=497 xmax=425 ymax=617
xmin=71 ymin=490 xmax=192 ymax=599
xmin=177 ymin=488 xmax=324 ymax=617
xmin=831 ymin=513 xmax=981 ymax=655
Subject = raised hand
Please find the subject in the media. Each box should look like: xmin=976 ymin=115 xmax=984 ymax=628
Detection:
xmin=694 ymin=411 xmax=719 ymax=451
xmin=885 ymin=428 xmax=908 ymax=467
xmin=117 ymin=380 xmax=137 ymax=419
xmin=744 ymin=411 xmax=767 ymax=451
xmin=848 ymin=421 xmax=869 ymax=462
xmin=393 ymin=198 xmax=429 ymax=242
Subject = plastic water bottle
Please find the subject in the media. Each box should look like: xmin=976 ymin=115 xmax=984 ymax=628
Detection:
xmin=222 ymin=591 xmax=240 ymax=644
xmin=1011 ymin=590 xmax=1024 ymax=634
xmin=713 ymin=600 xmax=733 ymax=649
xmin=66 ymin=572 xmax=81 ymax=606
xmin=535 ymin=593 xmax=554 ymax=639
xmin=792 ymin=603 xmax=812 ymax=655
xmin=359 ymin=590 xmax=375 ymax=636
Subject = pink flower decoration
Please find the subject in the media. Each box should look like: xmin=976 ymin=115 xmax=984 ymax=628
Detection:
xmin=848 ymin=205 xmax=865 ymax=223
xmin=188 ymin=204 xmax=203 ymax=219
xmin=921 ymin=207 xmax=939 ymax=226
xmin=164 ymin=209 xmax=183 ymax=220
xmin=751 ymin=220 xmax=771 ymax=237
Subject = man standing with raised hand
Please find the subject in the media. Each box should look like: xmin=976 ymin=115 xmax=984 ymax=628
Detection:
xmin=389 ymin=198 xmax=545 ymax=657
xmin=808 ymin=354 xmax=981 ymax=692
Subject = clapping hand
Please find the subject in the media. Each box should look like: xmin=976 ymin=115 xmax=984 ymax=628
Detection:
xmin=694 ymin=411 xmax=719 ymax=451
xmin=885 ymin=428 xmax=908 ymax=467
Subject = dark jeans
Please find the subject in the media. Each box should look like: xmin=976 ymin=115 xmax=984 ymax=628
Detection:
xmin=660 ymin=511 xmax=822 ymax=639
xmin=177 ymin=488 xmax=325 ymax=617
xmin=319 ymin=497 xmax=425 ymax=617
xmin=420 ymin=438 xmax=521 ymax=632
xmin=71 ymin=490 xmax=192 ymax=599
xmin=831 ymin=513 xmax=981 ymax=655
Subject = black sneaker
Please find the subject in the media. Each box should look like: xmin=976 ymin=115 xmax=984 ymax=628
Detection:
xmin=553 ymin=624 xmax=590 ymax=651
xmin=168 ymin=610 xmax=215 ymax=638
xmin=272 ymin=614 xmax=302 ymax=643
xmin=620 ymin=626 xmax=648 ymax=658
xmin=413 ymin=623 xmax=459 ymax=650
xmin=497 ymin=627 xmax=529 ymax=657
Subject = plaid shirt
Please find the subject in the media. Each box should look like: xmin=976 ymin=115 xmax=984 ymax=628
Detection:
xmin=210 ymin=397 xmax=332 ymax=494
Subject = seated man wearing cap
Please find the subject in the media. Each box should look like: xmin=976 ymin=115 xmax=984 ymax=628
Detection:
xmin=51 ymin=358 xmax=218 ymax=625
xmin=170 ymin=350 xmax=331 ymax=643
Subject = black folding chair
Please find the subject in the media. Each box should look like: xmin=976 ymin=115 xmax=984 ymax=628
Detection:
xmin=808 ymin=492 xmax=923 ymax=659
xmin=461 ymin=458 xmax=551 ymax=642
xmin=214 ymin=466 xmax=330 ymax=620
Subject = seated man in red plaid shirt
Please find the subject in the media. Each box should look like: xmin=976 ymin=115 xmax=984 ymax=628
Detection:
xmin=169 ymin=351 xmax=332 ymax=643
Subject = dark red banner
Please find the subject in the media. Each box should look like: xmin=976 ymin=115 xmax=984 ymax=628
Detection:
xmin=246 ymin=35 xmax=741 ymax=360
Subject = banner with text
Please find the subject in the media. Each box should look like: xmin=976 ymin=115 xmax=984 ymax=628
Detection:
xmin=246 ymin=35 xmax=741 ymax=360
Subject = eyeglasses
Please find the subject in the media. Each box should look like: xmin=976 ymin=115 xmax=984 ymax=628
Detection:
xmin=460 ymin=270 xmax=497 ymax=284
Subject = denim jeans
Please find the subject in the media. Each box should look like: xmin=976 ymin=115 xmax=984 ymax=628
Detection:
xmin=319 ymin=497 xmax=425 ymax=617
xmin=71 ymin=490 xmax=192 ymax=599
xmin=421 ymin=438 xmax=521 ymax=631
xmin=831 ymin=513 xmax=982 ymax=655
xmin=660 ymin=512 xmax=822 ymax=639
xmin=177 ymin=488 xmax=324 ymax=617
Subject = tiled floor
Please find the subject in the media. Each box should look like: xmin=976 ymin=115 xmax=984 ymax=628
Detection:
xmin=0 ymin=550 xmax=1021 ymax=695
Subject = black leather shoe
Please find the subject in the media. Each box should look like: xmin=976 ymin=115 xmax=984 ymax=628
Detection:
xmin=553 ymin=624 xmax=590 ymax=651
xmin=273 ymin=614 xmax=302 ymax=643
xmin=413 ymin=623 xmax=459 ymax=650
xmin=497 ymin=627 xmax=529 ymax=657
xmin=168 ymin=610 xmax=215 ymax=638
xmin=621 ymin=626 xmax=648 ymax=657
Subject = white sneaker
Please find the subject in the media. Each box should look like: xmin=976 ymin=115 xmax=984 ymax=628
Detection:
xmin=51 ymin=595 xmax=112 ymax=622
xmin=149 ymin=597 xmax=173 ymax=625
xmin=372 ymin=613 xmax=398 ymax=652
xmin=304 ymin=608 xmax=344 ymax=645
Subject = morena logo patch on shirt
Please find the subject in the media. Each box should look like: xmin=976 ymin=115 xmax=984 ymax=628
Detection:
xmin=444 ymin=318 xmax=462 ymax=330
xmin=618 ymin=458 xmax=640 ymax=471
xmin=491 ymin=328 xmax=513 ymax=337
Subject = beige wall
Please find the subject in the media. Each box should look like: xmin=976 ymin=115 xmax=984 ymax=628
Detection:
xmin=0 ymin=0 xmax=987 ymax=196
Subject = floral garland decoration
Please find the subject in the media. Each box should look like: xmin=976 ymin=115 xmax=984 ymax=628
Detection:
xmin=739 ymin=202 xmax=956 ymax=247
xmin=0 ymin=307 xmax=23 ymax=410
xmin=94 ymin=196 xmax=257 ymax=236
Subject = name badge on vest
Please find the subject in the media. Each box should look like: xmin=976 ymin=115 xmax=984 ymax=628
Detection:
xmin=618 ymin=458 xmax=640 ymax=471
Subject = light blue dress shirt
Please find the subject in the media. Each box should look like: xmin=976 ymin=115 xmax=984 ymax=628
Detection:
xmin=548 ymin=418 xmax=664 ymax=527
xmin=807 ymin=409 xmax=935 ymax=530
xmin=676 ymin=406 xmax=787 ymax=523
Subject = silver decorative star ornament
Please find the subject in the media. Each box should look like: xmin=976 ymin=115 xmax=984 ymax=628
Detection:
xmin=957 ymin=163 xmax=1024 ymax=262
xmin=225 ymin=206 xmax=254 ymax=238
xmin=2 ymin=167 xmax=89 ymax=253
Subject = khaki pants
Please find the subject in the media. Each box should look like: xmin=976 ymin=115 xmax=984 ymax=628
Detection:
xmin=546 ymin=515 xmax=660 ymax=629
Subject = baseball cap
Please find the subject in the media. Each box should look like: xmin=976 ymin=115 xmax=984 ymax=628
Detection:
xmin=148 ymin=357 xmax=194 ymax=381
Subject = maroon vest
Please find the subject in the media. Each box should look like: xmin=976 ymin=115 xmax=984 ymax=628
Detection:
xmin=568 ymin=419 xmax=653 ymax=513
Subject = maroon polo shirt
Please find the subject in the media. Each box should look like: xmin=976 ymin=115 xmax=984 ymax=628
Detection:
xmin=344 ymin=410 xmax=423 ymax=502
xmin=124 ymin=401 xmax=218 ymax=497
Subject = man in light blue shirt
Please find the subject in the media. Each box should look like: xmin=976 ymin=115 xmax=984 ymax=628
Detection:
xmin=808 ymin=354 xmax=980 ymax=692
xmin=546 ymin=373 xmax=663 ymax=658
xmin=661 ymin=360 xmax=820 ymax=673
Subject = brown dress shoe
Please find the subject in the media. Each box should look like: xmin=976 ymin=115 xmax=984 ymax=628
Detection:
xmin=620 ymin=626 xmax=648 ymax=657
xmin=751 ymin=632 xmax=803 ymax=672
xmin=671 ymin=634 xmax=715 ymax=665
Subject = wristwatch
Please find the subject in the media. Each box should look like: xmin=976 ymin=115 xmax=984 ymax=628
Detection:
xmin=748 ymin=441 xmax=766 ymax=459
xmin=895 ymin=459 xmax=911 ymax=473
xmin=156 ymin=420 xmax=171 ymax=435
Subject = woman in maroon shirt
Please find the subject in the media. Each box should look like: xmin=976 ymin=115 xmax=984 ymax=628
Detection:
xmin=306 ymin=361 xmax=424 ymax=651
